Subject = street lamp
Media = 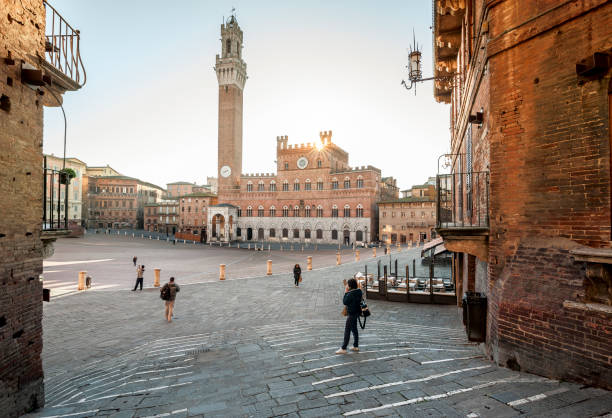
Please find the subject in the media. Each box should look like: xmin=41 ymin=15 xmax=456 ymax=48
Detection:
xmin=401 ymin=32 xmax=454 ymax=95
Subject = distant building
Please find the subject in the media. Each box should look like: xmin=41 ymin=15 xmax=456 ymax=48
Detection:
xmin=43 ymin=154 xmax=87 ymax=225
xmin=85 ymin=176 xmax=164 ymax=229
xmin=166 ymin=181 xmax=196 ymax=198
xmin=85 ymin=165 xmax=121 ymax=177
xmin=378 ymin=181 xmax=437 ymax=244
xmin=206 ymin=176 xmax=218 ymax=194
xmin=176 ymin=193 xmax=218 ymax=241
xmin=144 ymin=199 xmax=179 ymax=235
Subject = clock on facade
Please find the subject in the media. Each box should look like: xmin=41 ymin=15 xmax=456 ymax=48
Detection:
xmin=220 ymin=165 xmax=232 ymax=178
xmin=297 ymin=157 xmax=308 ymax=169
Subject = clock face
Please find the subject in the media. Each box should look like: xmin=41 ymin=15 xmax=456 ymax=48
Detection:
xmin=297 ymin=157 xmax=308 ymax=170
xmin=220 ymin=165 xmax=232 ymax=178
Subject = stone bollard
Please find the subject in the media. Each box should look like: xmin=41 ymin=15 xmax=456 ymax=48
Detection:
xmin=267 ymin=260 xmax=272 ymax=275
xmin=336 ymin=251 xmax=341 ymax=265
xmin=397 ymin=242 xmax=400 ymax=251
xmin=307 ymin=256 xmax=312 ymax=271
xmin=78 ymin=271 xmax=87 ymax=291
xmin=355 ymin=249 xmax=360 ymax=262
xmin=373 ymin=247 xmax=377 ymax=258
xmin=248 ymin=243 xmax=251 ymax=250
xmin=219 ymin=264 xmax=226 ymax=280
xmin=154 ymin=268 xmax=161 ymax=287
xmin=291 ymin=245 xmax=294 ymax=251
xmin=301 ymin=245 xmax=304 ymax=252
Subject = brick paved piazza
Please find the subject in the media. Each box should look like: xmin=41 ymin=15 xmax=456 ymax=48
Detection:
xmin=29 ymin=237 xmax=612 ymax=417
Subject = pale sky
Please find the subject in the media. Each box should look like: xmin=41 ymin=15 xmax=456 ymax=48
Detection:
xmin=43 ymin=0 xmax=451 ymax=191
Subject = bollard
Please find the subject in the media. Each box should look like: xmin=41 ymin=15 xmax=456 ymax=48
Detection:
xmin=336 ymin=251 xmax=341 ymax=265
xmin=301 ymin=245 xmax=304 ymax=252
xmin=132 ymin=233 xmax=135 ymax=237
xmin=373 ymin=247 xmax=377 ymax=258
xmin=141 ymin=234 xmax=144 ymax=238
xmin=219 ymin=264 xmax=226 ymax=280
xmin=78 ymin=271 xmax=87 ymax=291
xmin=355 ymin=249 xmax=360 ymax=262
xmin=291 ymin=245 xmax=294 ymax=251
xmin=248 ymin=243 xmax=251 ymax=250
xmin=267 ymin=260 xmax=272 ymax=275
xmin=307 ymin=256 xmax=312 ymax=271
xmin=157 ymin=236 xmax=159 ymax=240
xmin=268 ymin=244 xmax=271 ymax=252
xmin=154 ymin=268 xmax=161 ymax=287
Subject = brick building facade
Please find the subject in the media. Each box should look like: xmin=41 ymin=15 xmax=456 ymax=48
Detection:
xmin=209 ymin=16 xmax=396 ymax=244
xmin=378 ymin=181 xmax=437 ymax=245
xmin=144 ymin=199 xmax=179 ymax=235
xmin=433 ymin=0 xmax=612 ymax=388
xmin=85 ymin=176 xmax=164 ymax=229
xmin=1 ymin=1 xmax=85 ymax=415
xmin=175 ymin=193 xmax=218 ymax=241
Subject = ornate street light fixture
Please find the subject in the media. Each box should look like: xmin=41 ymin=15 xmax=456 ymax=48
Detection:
xmin=401 ymin=32 xmax=454 ymax=95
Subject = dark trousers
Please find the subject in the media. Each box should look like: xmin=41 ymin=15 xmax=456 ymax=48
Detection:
xmin=294 ymin=275 xmax=300 ymax=286
xmin=133 ymin=277 xmax=143 ymax=290
xmin=342 ymin=315 xmax=359 ymax=349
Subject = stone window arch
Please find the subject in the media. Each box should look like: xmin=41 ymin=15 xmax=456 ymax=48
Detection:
xmin=357 ymin=175 xmax=364 ymax=188
xmin=344 ymin=177 xmax=351 ymax=189
xmin=269 ymin=180 xmax=277 ymax=191
xmin=282 ymin=180 xmax=289 ymax=192
xmin=332 ymin=205 xmax=338 ymax=218
xmin=258 ymin=181 xmax=265 ymax=191
xmin=282 ymin=228 xmax=288 ymax=238
xmin=237 ymin=206 xmax=242 ymax=217
xmin=331 ymin=229 xmax=338 ymax=240
xmin=282 ymin=205 xmax=289 ymax=217
xmin=344 ymin=205 xmax=351 ymax=218
xmin=317 ymin=178 xmax=324 ymax=190
xmin=293 ymin=205 xmax=300 ymax=217
xmin=258 ymin=205 xmax=264 ymax=217
xmin=331 ymin=178 xmax=339 ymax=189
xmin=304 ymin=205 xmax=311 ymax=217
xmin=316 ymin=228 xmax=323 ymax=239
xmin=294 ymin=179 xmax=300 ymax=191
xmin=305 ymin=179 xmax=311 ymax=190
xmin=316 ymin=205 xmax=323 ymax=217
xmin=356 ymin=204 xmax=364 ymax=218
xmin=269 ymin=205 xmax=276 ymax=217
xmin=304 ymin=229 xmax=311 ymax=239
xmin=246 ymin=206 xmax=253 ymax=217
xmin=247 ymin=181 xmax=253 ymax=192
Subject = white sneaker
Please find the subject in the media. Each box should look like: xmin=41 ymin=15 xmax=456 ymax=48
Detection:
xmin=350 ymin=347 xmax=359 ymax=352
xmin=335 ymin=349 xmax=347 ymax=354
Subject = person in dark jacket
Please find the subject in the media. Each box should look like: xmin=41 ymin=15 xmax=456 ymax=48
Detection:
xmin=161 ymin=277 xmax=180 ymax=322
xmin=293 ymin=264 xmax=302 ymax=287
xmin=336 ymin=278 xmax=363 ymax=354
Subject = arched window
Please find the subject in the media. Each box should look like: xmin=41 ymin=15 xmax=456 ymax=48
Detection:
xmin=344 ymin=177 xmax=351 ymax=189
xmin=356 ymin=204 xmax=364 ymax=218
xmin=331 ymin=229 xmax=338 ymax=240
xmin=316 ymin=205 xmax=323 ymax=217
xmin=344 ymin=205 xmax=351 ymax=218
xmin=247 ymin=181 xmax=253 ymax=192
xmin=282 ymin=180 xmax=289 ymax=191
xmin=304 ymin=206 xmax=311 ymax=217
xmin=282 ymin=228 xmax=288 ymax=238
xmin=304 ymin=229 xmax=311 ymax=239
xmin=258 ymin=205 xmax=264 ymax=217
xmin=258 ymin=181 xmax=265 ymax=191
xmin=331 ymin=178 xmax=338 ymax=189
xmin=332 ymin=205 xmax=338 ymax=218
xmin=269 ymin=228 xmax=276 ymax=238
xmin=282 ymin=206 xmax=289 ymax=217
xmin=357 ymin=175 xmax=364 ymax=188
xmin=294 ymin=179 xmax=300 ymax=191
xmin=316 ymin=229 xmax=323 ymax=239
xmin=356 ymin=230 xmax=363 ymax=241
xmin=293 ymin=205 xmax=300 ymax=217
xmin=269 ymin=206 xmax=276 ymax=217
xmin=270 ymin=180 xmax=277 ymax=191
xmin=305 ymin=179 xmax=311 ymax=191
xmin=226 ymin=38 xmax=231 ymax=54
xmin=293 ymin=229 xmax=300 ymax=238
xmin=237 ymin=207 xmax=242 ymax=217
xmin=317 ymin=159 xmax=322 ymax=168
xmin=246 ymin=206 xmax=253 ymax=217
xmin=317 ymin=179 xmax=324 ymax=190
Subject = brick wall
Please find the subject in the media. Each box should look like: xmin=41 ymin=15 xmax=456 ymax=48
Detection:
xmin=486 ymin=1 xmax=612 ymax=388
xmin=0 ymin=1 xmax=46 ymax=415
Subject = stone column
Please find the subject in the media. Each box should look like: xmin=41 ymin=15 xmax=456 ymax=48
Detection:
xmin=154 ymin=268 xmax=161 ymax=287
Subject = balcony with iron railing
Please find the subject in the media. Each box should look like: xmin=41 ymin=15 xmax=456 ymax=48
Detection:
xmin=435 ymin=171 xmax=489 ymax=259
xmin=40 ymin=0 xmax=86 ymax=93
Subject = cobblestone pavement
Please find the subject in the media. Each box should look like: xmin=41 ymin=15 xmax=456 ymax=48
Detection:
xmin=29 ymin=247 xmax=612 ymax=417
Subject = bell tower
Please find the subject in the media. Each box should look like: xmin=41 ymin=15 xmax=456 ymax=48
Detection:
xmin=215 ymin=14 xmax=247 ymax=196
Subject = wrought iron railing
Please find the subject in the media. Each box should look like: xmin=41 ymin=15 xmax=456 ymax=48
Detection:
xmin=43 ymin=0 xmax=86 ymax=87
xmin=436 ymin=171 xmax=489 ymax=229
xmin=43 ymin=158 xmax=69 ymax=231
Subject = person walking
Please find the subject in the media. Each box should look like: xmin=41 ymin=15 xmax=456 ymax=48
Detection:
xmin=132 ymin=256 xmax=137 ymax=266
xmin=160 ymin=277 xmax=180 ymax=322
xmin=336 ymin=278 xmax=362 ymax=354
xmin=293 ymin=264 xmax=302 ymax=287
xmin=132 ymin=264 xmax=144 ymax=291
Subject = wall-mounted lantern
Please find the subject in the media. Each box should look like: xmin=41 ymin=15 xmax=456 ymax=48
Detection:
xmin=402 ymin=32 xmax=454 ymax=95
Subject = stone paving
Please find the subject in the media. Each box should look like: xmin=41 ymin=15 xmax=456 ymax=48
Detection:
xmin=28 ymin=243 xmax=612 ymax=417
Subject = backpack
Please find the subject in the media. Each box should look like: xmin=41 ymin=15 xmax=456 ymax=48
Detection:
xmin=160 ymin=285 xmax=171 ymax=301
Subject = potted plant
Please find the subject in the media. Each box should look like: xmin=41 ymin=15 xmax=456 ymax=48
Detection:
xmin=59 ymin=168 xmax=76 ymax=185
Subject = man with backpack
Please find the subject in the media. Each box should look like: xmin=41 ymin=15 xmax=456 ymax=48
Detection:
xmin=160 ymin=277 xmax=180 ymax=322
